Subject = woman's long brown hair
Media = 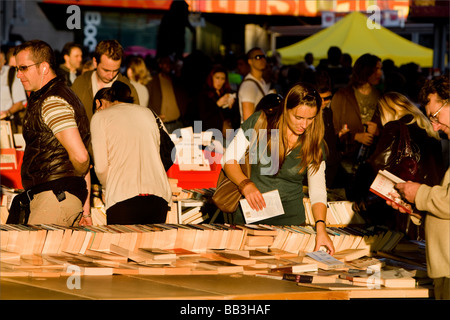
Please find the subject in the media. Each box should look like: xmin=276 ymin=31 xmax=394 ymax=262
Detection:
xmin=252 ymin=83 xmax=326 ymax=175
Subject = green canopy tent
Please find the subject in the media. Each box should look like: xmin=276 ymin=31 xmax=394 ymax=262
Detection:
xmin=277 ymin=11 xmax=433 ymax=67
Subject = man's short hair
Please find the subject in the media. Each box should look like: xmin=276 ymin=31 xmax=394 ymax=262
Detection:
xmin=62 ymin=42 xmax=82 ymax=57
xmin=14 ymin=40 xmax=56 ymax=71
xmin=419 ymin=75 xmax=450 ymax=106
xmin=246 ymin=47 xmax=264 ymax=60
xmin=93 ymin=40 xmax=123 ymax=63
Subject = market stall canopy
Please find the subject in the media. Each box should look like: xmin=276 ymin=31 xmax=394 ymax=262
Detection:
xmin=277 ymin=11 xmax=433 ymax=68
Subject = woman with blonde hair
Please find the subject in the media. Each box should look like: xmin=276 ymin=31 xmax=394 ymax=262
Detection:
xmin=378 ymin=92 xmax=439 ymax=140
xmin=354 ymin=91 xmax=444 ymax=235
xmin=372 ymin=92 xmax=443 ymax=183
xmin=126 ymin=56 xmax=151 ymax=107
xmin=222 ymin=83 xmax=335 ymax=254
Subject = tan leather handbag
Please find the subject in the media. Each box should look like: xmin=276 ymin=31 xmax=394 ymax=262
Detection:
xmin=212 ymin=152 xmax=250 ymax=213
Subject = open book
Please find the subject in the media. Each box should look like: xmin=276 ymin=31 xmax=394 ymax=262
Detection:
xmin=239 ymin=189 xmax=285 ymax=224
xmin=369 ymin=169 xmax=413 ymax=214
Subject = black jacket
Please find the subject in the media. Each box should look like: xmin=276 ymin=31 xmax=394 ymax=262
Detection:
xmin=21 ymin=76 xmax=90 ymax=190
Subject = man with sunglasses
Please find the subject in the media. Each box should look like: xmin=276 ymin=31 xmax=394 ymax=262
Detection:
xmin=7 ymin=40 xmax=91 ymax=227
xmin=387 ymin=75 xmax=449 ymax=300
xmin=238 ymin=47 xmax=271 ymax=123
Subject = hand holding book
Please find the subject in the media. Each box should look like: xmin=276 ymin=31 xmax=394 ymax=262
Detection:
xmin=370 ymin=170 xmax=413 ymax=214
xmin=371 ymin=170 xmax=424 ymax=220
xmin=385 ymin=183 xmax=424 ymax=221
xmin=393 ymin=181 xmax=421 ymax=204
xmin=240 ymin=181 xmax=266 ymax=212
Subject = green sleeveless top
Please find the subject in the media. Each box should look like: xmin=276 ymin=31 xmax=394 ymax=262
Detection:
xmin=232 ymin=111 xmax=314 ymax=225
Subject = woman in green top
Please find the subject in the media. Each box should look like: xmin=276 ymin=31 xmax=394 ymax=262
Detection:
xmin=223 ymin=83 xmax=335 ymax=254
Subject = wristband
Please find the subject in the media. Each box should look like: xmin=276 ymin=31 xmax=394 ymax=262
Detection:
xmin=82 ymin=213 xmax=92 ymax=218
xmin=314 ymin=219 xmax=326 ymax=228
xmin=238 ymin=179 xmax=253 ymax=194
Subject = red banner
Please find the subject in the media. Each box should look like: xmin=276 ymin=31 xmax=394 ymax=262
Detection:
xmin=43 ymin=0 xmax=410 ymax=17
xmin=43 ymin=0 xmax=173 ymax=10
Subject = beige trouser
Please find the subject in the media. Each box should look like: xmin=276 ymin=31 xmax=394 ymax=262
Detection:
xmin=28 ymin=190 xmax=83 ymax=226
xmin=434 ymin=277 xmax=450 ymax=300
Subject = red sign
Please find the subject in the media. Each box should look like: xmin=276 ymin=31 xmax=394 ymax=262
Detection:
xmin=43 ymin=0 xmax=410 ymax=17
xmin=43 ymin=0 xmax=173 ymax=10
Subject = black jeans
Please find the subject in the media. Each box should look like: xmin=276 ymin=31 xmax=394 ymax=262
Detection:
xmin=106 ymin=195 xmax=168 ymax=225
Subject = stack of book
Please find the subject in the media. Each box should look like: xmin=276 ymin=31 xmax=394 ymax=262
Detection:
xmin=180 ymin=206 xmax=209 ymax=224
xmin=0 ymin=223 xmax=407 ymax=278
xmin=303 ymin=198 xmax=365 ymax=226
xmin=257 ymin=253 xmax=419 ymax=289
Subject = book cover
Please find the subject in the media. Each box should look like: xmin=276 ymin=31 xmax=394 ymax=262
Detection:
xmin=239 ymin=190 xmax=285 ymax=224
xmin=283 ymin=271 xmax=338 ymax=284
xmin=305 ymin=251 xmax=347 ymax=270
xmin=369 ymin=170 xmax=413 ymax=214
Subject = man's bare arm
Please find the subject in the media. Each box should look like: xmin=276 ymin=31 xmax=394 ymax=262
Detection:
xmin=55 ymin=127 xmax=90 ymax=176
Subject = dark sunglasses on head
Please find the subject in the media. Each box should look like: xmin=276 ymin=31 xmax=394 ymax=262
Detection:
xmin=251 ymin=54 xmax=266 ymax=60
xmin=303 ymin=91 xmax=322 ymax=108
xmin=304 ymin=94 xmax=317 ymax=102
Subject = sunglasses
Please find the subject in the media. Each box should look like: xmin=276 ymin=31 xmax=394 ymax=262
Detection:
xmin=322 ymin=95 xmax=333 ymax=101
xmin=251 ymin=54 xmax=266 ymax=60
xmin=15 ymin=62 xmax=41 ymax=73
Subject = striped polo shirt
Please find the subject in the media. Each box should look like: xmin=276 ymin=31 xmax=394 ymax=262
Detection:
xmin=41 ymin=96 xmax=77 ymax=134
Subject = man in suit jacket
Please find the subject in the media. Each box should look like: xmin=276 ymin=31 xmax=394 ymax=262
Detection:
xmin=71 ymin=40 xmax=139 ymax=122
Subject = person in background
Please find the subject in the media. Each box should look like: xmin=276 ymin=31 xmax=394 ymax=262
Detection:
xmin=354 ymin=92 xmax=443 ymax=237
xmin=71 ymin=40 xmax=139 ymax=122
xmin=81 ymin=59 xmax=95 ymax=74
xmin=238 ymin=47 xmax=271 ymax=123
xmin=387 ymin=75 xmax=449 ymax=300
xmin=223 ymin=83 xmax=335 ymax=254
xmin=320 ymin=46 xmax=349 ymax=92
xmin=312 ymin=70 xmax=349 ymax=191
xmin=91 ymin=81 xmax=172 ymax=225
xmin=147 ymin=55 xmax=187 ymax=133
xmin=0 ymin=46 xmax=27 ymax=127
xmin=7 ymin=40 xmax=91 ymax=227
xmin=330 ymin=53 xmax=382 ymax=190
xmin=197 ymin=65 xmax=235 ymax=139
xmin=57 ymin=42 xmax=83 ymax=86
xmin=126 ymin=56 xmax=151 ymax=108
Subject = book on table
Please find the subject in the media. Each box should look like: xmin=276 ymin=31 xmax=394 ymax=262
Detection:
xmin=304 ymin=251 xmax=347 ymax=270
xmin=369 ymin=169 xmax=413 ymax=214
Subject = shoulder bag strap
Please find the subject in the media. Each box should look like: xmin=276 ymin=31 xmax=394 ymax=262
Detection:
xmin=242 ymin=78 xmax=266 ymax=96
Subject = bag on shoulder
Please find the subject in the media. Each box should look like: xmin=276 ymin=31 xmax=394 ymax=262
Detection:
xmin=151 ymin=110 xmax=175 ymax=171
xmin=212 ymin=152 xmax=251 ymax=213
xmin=391 ymin=123 xmax=420 ymax=182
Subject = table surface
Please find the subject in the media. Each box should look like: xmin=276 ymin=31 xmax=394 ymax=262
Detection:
xmin=0 ymin=274 xmax=432 ymax=300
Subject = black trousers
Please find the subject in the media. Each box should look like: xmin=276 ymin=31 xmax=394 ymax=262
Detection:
xmin=106 ymin=195 xmax=168 ymax=225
